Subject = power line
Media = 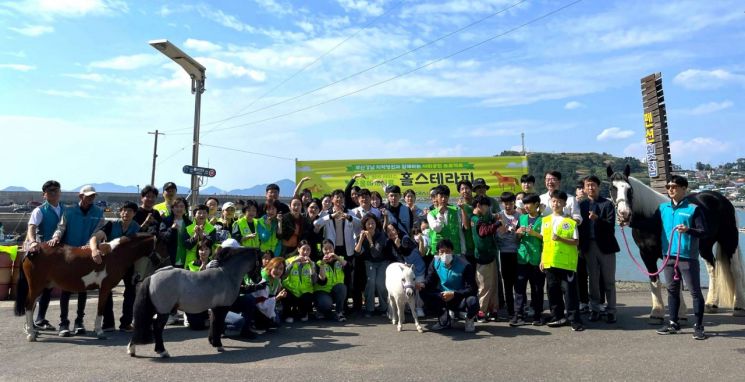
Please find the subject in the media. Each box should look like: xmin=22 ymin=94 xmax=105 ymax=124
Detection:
xmin=160 ymin=0 xmax=405 ymax=134
xmin=199 ymin=142 xmax=295 ymax=161
xmin=185 ymin=0 xmax=585 ymax=136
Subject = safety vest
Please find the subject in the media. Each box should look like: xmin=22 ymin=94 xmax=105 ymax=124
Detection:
xmin=61 ymin=204 xmax=104 ymax=247
xmin=659 ymin=200 xmax=699 ymax=259
xmin=153 ymin=201 xmax=171 ymax=218
xmin=185 ymin=221 xmax=215 ymax=272
xmin=428 ymin=206 xmax=462 ymax=255
xmin=434 ymin=256 xmax=466 ymax=292
xmin=314 ymin=258 xmax=345 ymax=293
xmin=540 ymin=215 xmax=578 ymax=271
xmin=37 ymin=202 xmax=64 ymax=241
xmin=235 ymin=217 xmax=260 ymax=249
xmin=517 ymin=214 xmax=543 ymax=266
xmin=282 ymin=256 xmax=314 ymax=297
xmin=258 ymin=217 xmax=280 ymax=256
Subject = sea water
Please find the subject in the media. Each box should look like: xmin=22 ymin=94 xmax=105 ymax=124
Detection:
xmin=615 ymin=209 xmax=745 ymax=286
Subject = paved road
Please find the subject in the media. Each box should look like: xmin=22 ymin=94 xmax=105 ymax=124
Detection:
xmin=1 ymin=287 xmax=744 ymax=382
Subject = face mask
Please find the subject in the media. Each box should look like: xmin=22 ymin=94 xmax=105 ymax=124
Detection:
xmin=440 ymin=253 xmax=453 ymax=265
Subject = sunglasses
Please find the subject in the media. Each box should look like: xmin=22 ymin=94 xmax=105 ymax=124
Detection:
xmin=664 ymin=184 xmax=680 ymax=190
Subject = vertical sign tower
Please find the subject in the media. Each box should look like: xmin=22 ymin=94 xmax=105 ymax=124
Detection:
xmin=640 ymin=73 xmax=673 ymax=194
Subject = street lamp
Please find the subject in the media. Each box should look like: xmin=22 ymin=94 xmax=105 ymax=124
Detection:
xmin=149 ymin=39 xmax=206 ymax=209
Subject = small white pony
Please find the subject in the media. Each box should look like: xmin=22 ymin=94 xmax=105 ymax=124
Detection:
xmin=385 ymin=262 xmax=423 ymax=333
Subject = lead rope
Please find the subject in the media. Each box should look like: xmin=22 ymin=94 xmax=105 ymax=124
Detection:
xmin=620 ymin=226 xmax=682 ymax=280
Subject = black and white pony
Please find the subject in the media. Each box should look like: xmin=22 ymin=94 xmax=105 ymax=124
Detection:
xmin=607 ymin=165 xmax=745 ymax=323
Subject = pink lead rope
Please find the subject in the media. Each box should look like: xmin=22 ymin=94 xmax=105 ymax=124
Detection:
xmin=620 ymin=226 xmax=682 ymax=281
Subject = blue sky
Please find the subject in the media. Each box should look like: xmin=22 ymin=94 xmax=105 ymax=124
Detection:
xmin=1 ymin=0 xmax=744 ymax=191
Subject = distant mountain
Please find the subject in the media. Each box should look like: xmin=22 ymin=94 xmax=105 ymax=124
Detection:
xmin=2 ymin=186 xmax=29 ymax=192
xmin=228 ymin=179 xmax=295 ymax=197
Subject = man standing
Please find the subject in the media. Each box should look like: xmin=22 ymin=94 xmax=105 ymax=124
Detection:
xmin=154 ymin=181 xmax=178 ymax=218
xmin=427 ymin=185 xmax=467 ymax=257
xmin=382 ymin=185 xmax=412 ymax=237
xmin=655 ymin=175 xmax=707 ymax=340
xmin=578 ymin=176 xmax=620 ymax=324
xmin=258 ymin=183 xmax=290 ymax=216
xmin=472 ymin=178 xmax=501 ymax=215
xmin=50 ymin=185 xmax=105 ymax=337
xmin=24 ymin=180 xmax=64 ymax=332
xmin=539 ymin=171 xmax=582 ymax=223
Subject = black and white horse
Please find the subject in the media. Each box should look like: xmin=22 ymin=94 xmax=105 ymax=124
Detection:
xmin=607 ymin=165 xmax=745 ymax=323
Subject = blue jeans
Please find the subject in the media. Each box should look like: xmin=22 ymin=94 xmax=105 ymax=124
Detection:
xmin=365 ymin=261 xmax=389 ymax=312
xmin=663 ymin=258 xmax=704 ymax=326
xmin=315 ymin=284 xmax=347 ymax=318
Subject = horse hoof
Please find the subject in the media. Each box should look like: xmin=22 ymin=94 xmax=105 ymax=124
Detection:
xmin=648 ymin=316 xmax=664 ymax=325
xmin=397 ymin=326 xmax=402 ymax=332
xmin=27 ymin=333 xmax=37 ymax=342
xmin=216 ymin=347 xmax=225 ymax=353
xmin=733 ymin=308 xmax=745 ymax=317
xmin=127 ymin=344 xmax=136 ymax=357
xmin=416 ymin=326 xmax=423 ymax=333
xmin=391 ymin=320 xmax=397 ymax=325
xmin=705 ymin=304 xmax=719 ymax=314
xmin=157 ymin=351 xmax=170 ymax=358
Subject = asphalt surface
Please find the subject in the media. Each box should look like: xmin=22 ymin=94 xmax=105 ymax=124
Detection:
xmin=1 ymin=286 xmax=744 ymax=382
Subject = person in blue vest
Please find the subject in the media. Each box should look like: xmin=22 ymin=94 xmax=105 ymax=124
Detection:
xmin=50 ymin=185 xmax=106 ymax=337
xmin=24 ymin=180 xmax=64 ymax=331
xmin=655 ymin=175 xmax=708 ymax=340
xmin=423 ymin=239 xmax=479 ymax=332
xmin=88 ymin=201 xmax=140 ymax=332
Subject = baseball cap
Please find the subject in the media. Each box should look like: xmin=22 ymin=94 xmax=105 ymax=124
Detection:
xmin=472 ymin=178 xmax=490 ymax=190
xmin=221 ymin=238 xmax=240 ymax=248
xmin=79 ymin=185 xmax=97 ymax=196
xmin=163 ymin=182 xmax=177 ymax=191
xmin=222 ymin=201 xmax=236 ymax=210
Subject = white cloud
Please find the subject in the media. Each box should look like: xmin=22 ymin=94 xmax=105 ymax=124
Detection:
xmin=39 ymin=89 xmax=93 ymax=98
xmin=685 ymin=100 xmax=733 ymax=115
xmin=196 ymin=6 xmax=256 ymax=33
xmin=184 ymin=38 xmax=222 ymax=52
xmin=296 ymin=21 xmax=315 ymax=34
xmin=597 ymin=127 xmax=634 ymax=141
xmin=623 ymin=139 xmax=645 ymax=159
xmin=0 ymin=63 xmax=35 ymax=71
xmin=336 ymin=0 xmax=385 ymax=16
xmin=254 ymin=0 xmax=294 ymax=15
xmin=3 ymin=0 xmax=128 ymax=19
xmin=670 ymin=137 xmax=731 ymax=157
xmin=8 ymin=25 xmax=54 ymax=36
xmin=63 ymin=73 xmax=105 ymax=82
xmin=197 ymin=57 xmax=267 ymax=81
xmin=564 ymin=101 xmax=584 ymax=110
xmin=89 ymin=54 xmax=163 ymax=70
xmin=673 ymin=69 xmax=745 ymax=90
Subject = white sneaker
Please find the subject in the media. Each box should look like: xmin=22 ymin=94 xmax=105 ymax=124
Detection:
xmin=416 ymin=308 xmax=425 ymax=318
xmin=285 ymin=317 xmax=294 ymax=324
xmin=300 ymin=314 xmax=309 ymax=322
xmin=183 ymin=314 xmax=190 ymax=328
xmin=464 ymin=318 xmax=475 ymax=333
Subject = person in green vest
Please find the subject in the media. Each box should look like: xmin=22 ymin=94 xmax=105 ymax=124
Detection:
xmin=314 ymin=239 xmax=348 ymax=322
xmin=258 ymin=200 xmax=282 ymax=257
xmin=183 ymin=204 xmax=217 ymax=272
xmin=282 ymin=240 xmax=317 ymax=323
xmin=153 ymin=181 xmax=178 ymax=218
xmin=232 ymin=199 xmax=261 ymax=252
xmin=426 ymin=185 xmax=466 ymax=258
xmin=540 ymin=190 xmax=584 ymax=332
xmin=513 ymin=193 xmax=546 ymax=327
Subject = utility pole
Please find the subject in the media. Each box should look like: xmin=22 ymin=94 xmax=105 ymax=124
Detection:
xmin=521 ymin=132 xmax=526 ymax=156
xmin=148 ymin=130 xmax=165 ymax=186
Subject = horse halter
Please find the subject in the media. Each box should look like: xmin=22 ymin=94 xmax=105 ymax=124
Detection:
xmin=402 ymin=280 xmax=416 ymax=290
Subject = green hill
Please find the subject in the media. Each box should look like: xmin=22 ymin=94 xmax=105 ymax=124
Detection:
xmin=499 ymin=151 xmax=648 ymax=195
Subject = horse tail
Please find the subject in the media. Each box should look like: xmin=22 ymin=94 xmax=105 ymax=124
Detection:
xmin=13 ymin=262 xmax=28 ymax=316
xmin=131 ymin=276 xmax=155 ymax=344
xmin=712 ymin=243 xmax=737 ymax=308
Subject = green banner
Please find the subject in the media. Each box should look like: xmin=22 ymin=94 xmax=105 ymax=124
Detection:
xmin=296 ymin=156 xmax=528 ymax=200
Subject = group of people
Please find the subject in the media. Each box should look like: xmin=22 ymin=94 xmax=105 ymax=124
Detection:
xmin=22 ymin=169 xmax=708 ymax=340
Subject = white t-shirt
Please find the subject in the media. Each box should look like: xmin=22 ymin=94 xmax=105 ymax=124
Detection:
xmin=539 ymin=192 xmax=582 ymax=224
xmin=28 ymin=204 xmax=62 ymax=226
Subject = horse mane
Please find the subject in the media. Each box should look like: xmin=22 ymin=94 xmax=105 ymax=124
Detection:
xmin=627 ymin=176 xmax=667 ymax=219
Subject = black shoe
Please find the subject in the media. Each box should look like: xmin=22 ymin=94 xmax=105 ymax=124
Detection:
xmin=656 ymin=321 xmax=681 ymax=335
xmin=239 ymin=329 xmax=258 ymax=339
xmin=606 ymin=313 xmax=617 ymax=324
xmin=692 ymin=324 xmax=707 ymax=340
xmin=588 ymin=311 xmax=601 ymax=322
xmin=58 ymin=323 xmax=71 ymax=337
xmin=119 ymin=324 xmax=134 ymax=333
xmin=571 ymin=321 xmax=585 ymax=332
xmin=509 ymin=317 xmax=527 ymax=327
xmin=34 ymin=320 xmax=56 ymax=331
xmin=73 ymin=321 xmax=86 ymax=335
xmin=532 ymin=317 xmax=544 ymax=326
xmin=547 ymin=317 xmax=568 ymax=328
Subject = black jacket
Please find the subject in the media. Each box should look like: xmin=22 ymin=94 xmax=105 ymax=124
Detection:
xmin=578 ymin=197 xmax=620 ymax=254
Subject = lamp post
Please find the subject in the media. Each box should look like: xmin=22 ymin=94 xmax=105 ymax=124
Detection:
xmin=149 ymin=39 xmax=206 ymax=208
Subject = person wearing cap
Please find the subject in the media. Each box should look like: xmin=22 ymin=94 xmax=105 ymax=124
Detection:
xmin=88 ymin=201 xmax=141 ymax=332
xmin=24 ymin=180 xmax=65 ymax=332
xmin=472 ymin=178 xmax=502 ymax=215
xmin=651 ymin=175 xmax=708 ymax=340
xmin=539 ymin=171 xmax=582 ymax=223
xmin=382 ymin=184 xmax=412 ymax=238
xmin=213 ymin=201 xmax=237 ymax=245
xmin=50 ymin=184 xmax=106 ymax=337
xmin=154 ymin=182 xmax=178 ymax=218
xmin=258 ymin=183 xmax=290 ymax=217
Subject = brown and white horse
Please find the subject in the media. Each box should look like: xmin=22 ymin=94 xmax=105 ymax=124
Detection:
xmin=14 ymin=234 xmax=165 ymax=341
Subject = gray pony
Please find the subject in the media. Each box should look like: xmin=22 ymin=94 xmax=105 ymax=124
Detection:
xmin=127 ymin=246 xmax=258 ymax=358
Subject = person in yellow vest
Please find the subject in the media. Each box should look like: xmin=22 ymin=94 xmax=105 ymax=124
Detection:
xmin=153 ymin=181 xmax=178 ymax=217
xmin=183 ymin=204 xmax=217 ymax=272
xmin=540 ymin=190 xmax=585 ymax=332
xmin=282 ymin=240 xmax=317 ymax=323
xmin=232 ymin=200 xmax=261 ymax=252
xmin=315 ymin=239 xmax=348 ymax=322
xmin=258 ymin=200 xmax=283 ymax=257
